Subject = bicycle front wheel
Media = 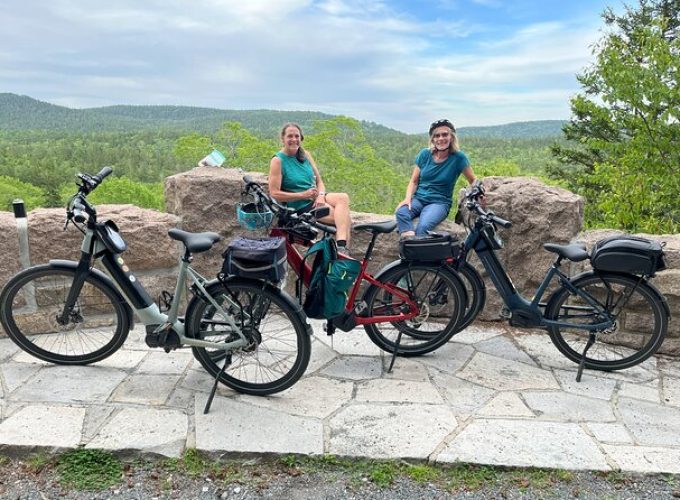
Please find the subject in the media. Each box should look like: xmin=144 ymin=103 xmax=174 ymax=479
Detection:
xmin=185 ymin=279 xmax=311 ymax=396
xmin=545 ymin=272 xmax=668 ymax=371
xmin=452 ymin=262 xmax=486 ymax=332
xmin=0 ymin=265 xmax=130 ymax=364
xmin=363 ymin=263 xmax=466 ymax=356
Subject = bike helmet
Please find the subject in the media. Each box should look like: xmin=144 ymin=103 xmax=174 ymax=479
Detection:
xmin=428 ymin=118 xmax=456 ymax=136
xmin=236 ymin=202 xmax=274 ymax=230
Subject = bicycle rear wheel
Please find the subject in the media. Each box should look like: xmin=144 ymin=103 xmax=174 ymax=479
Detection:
xmin=363 ymin=263 xmax=466 ymax=356
xmin=0 ymin=265 xmax=129 ymax=364
xmin=185 ymin=278 xmax=311 ymax=396
xmin=545 ymin=272 xmax=668 ymax=370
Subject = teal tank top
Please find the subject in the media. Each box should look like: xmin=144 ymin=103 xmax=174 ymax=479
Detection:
xmin=275 ymin=151 xmax=316 ymax=210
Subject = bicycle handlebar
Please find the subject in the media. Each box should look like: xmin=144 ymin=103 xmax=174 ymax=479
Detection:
xmin=65 ymin=166 xmax=114 ymax=228
xmin=242 ymin=175 xmax=337 ymax=235
xmin=463 ymin=182 xmax=513 ymax=230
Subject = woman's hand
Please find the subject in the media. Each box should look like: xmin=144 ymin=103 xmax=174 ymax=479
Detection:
xmin=302 ymin=187 xmax=318 ymax=200
xmin=314 ymin=193 xmax=326 ymax=208
xmin=396 ymin=198 xmax=411 ymax=210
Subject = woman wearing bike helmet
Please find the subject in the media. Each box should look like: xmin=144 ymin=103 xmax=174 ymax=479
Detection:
xmin=395 ymin=118 xmax=480 ymax=238
xmin=268 ymin=123 xmax=353 ymax=254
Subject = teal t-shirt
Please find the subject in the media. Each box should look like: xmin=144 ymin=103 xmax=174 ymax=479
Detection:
xmin=275 ymin=151 xmax=316 ymax=210
xmin=413 ymin=148 xmax=470 ymax=209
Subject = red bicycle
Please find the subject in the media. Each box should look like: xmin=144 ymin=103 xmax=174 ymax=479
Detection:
xmin=241 ymin=176 xmax=468 ymax=360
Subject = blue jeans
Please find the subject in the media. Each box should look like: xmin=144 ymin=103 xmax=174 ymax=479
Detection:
xmin=395 ymin=198 xmax=450 ymax=236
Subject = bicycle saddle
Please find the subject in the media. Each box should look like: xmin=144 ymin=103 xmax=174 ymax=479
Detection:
xmin=168 ymin=229 xmax=222 ymax=253
xmin=543 ymin=243 xmax=589 ymax=262
xmin=353 ymin=220 xmax=397 ymax=234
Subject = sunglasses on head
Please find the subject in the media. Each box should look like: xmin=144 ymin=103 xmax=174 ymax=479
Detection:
xmin=429 ymin=119 xmax=456 ymax=136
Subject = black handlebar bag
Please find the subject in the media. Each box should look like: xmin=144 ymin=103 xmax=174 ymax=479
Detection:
xmin=399 ymin=232 xmax=459 ymax=262
xmin=590 ymin=235 xmax=666 ymax=277
xmin=221 ymin=236 xmax=287 ymax=281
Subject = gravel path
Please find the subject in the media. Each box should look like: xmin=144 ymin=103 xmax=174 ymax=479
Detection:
xmin=1 ymin=454 xmax=679 ymax=499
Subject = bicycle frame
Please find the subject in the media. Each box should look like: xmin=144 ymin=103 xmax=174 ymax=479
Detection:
xmin=65 ymin=223 xmax=248 ymax=352
xmin=270 ymin=227 xmax=422 ymax=325
xmin=459 ymin=218 xmax=616 ymax=332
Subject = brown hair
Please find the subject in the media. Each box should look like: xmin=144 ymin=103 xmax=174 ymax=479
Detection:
xmin=280 ymin=122 xmax=306 ymax=163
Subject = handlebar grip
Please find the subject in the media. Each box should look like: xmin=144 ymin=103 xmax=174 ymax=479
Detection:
xmin=93 ymin=166 xmax=113 ymax=183
xmin=491 ymin=215 xmax=512 ymax=228
xmin=314 ymin=222 xmax=337 ymax=234
xmin=243 ymin=175 xmax=255 ymax=184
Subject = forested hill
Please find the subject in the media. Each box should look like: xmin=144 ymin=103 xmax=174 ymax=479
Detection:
xmin=0 ymin=93 xmax=565 ymax=138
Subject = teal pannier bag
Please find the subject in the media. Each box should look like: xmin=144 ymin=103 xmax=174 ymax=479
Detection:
xmin=302 ymin=236 xmax=360 ymax=319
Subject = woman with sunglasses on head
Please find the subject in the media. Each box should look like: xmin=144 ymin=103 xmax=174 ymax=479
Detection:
xmin=395 ymin=119 xmax=481 ymax=238
xmin=269 ymin=122 xmax=353 ymax=255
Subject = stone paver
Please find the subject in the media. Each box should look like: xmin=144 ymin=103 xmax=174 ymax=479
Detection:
xmin=458 ymin=352 xmax=560 ymax=391
xmin=662 ymin=376 xmax=680 ymax=407
xmin=320 ymin=356 xmax=382 ymax=381
xmin=11 ymin=365 xmax=128 ymax=403
xmin=88 ymin=407 xmax=187 ymax=457
xmin=617 ymin=397 xmax=680 ymax=447
xmin=329 ymin=403 xmax=457 ymax=459
xmin=355 ymin=379 xmax=444 ymax=404
xmin=195 ymin=397 xmax=323 ymax=455
xmin=110 ymin=374 xmax=181 ymax=405
xmin=438 ymin=419 xmax=609 ymax=470
xmin=522 ymin=392 xmax=616 ymax=422
xmin=1 ymin=323 xmax=678 ymax=474
xmin=0 ymin=405 xmax=85 ymax=448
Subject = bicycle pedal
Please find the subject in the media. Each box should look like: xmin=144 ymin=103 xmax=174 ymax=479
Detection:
xmin=499 ymin=307 xmax=511 ymax=320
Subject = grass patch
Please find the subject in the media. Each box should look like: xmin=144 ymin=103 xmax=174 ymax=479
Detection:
xmin=56 ymin=448 xmax=122 ymax=491
xmin=405 ymin=463 xmax=440 ymax=484
xmin=445 ymin=463 xmax=501 ymax=491
xmin=24 ymin=452 xmax=52 ymax=473
xmin=510 ymin=467 xmax=575 ymax=489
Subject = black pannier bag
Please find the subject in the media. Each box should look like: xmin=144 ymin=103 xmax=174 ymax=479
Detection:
xmin=590 ymin=235 xmax=666 ymax=277
xmin=399 ymin=232 xmax=458 ymax=262
xmin=221 ymin=236 xmax=287 ymax=281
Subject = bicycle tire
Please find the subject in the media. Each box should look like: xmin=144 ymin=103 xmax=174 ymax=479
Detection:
xmin=451 ymin=262 xmax=486 ymax=332
xmin=0 ymin=265 xmax=129 ymax=365
xmin=362 ymin=262 xmax=466 ymax=356
xmin=544 ymin=271 xmax=667 ymax=371
xmin=185 ymin=278 xmax=311 ymax=396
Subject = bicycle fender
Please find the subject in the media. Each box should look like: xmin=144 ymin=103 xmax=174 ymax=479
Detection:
xmin=553 ymin=270 xmax=671 ymax=320
xmin=47 ymin=259 xmax=135 ymax=327
xmin=199 ymin=277 xmax=313 ymax=336
xmin=372 ymin=259 xmax=407 ymax=281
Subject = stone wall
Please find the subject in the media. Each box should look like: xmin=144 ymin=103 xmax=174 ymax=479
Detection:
xmin=1 ymin=166 xmax=677 ymax=355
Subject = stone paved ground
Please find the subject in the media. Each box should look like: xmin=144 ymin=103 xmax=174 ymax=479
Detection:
xmin=1 ymin=321 xmax=679 ymax=474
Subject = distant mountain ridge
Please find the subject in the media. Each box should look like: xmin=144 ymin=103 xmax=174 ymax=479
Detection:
xmin=0 ymin=93 xmax=566 ymax=138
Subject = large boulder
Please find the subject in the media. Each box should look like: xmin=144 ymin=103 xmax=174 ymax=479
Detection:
xmin=164 ymin=166 xmax=266 ymax=278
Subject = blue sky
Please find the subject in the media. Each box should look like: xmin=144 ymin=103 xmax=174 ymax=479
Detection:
xmin=0 ymin=0 xmax=621 ymax=133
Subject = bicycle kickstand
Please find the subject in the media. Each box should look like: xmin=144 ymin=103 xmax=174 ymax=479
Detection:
xmin=576 ymin=332 xmax=596 ymax=382
xmin=204 ymin=355 xmax=230 ymax=414
xmin=387 ymin=331 xmax=403 ymax=373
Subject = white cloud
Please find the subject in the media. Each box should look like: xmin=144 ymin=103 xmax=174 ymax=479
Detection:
xmin=0 ymin=0 xmax=613 ymax=132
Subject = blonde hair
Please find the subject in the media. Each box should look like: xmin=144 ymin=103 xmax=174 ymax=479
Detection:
xmin=280 ymin=123 xmax=306 ymax=162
